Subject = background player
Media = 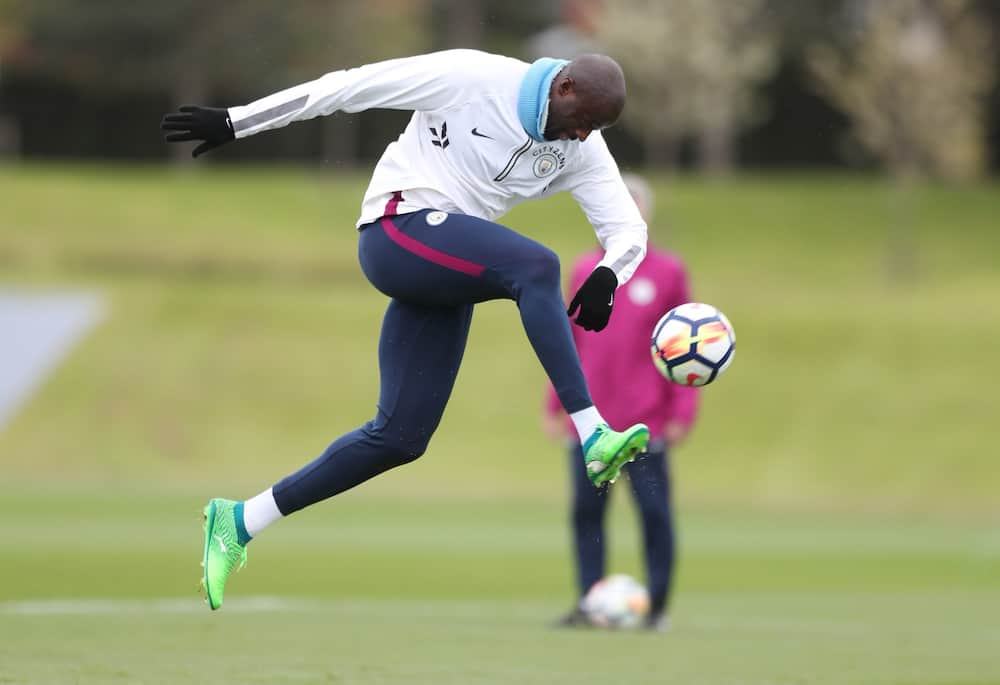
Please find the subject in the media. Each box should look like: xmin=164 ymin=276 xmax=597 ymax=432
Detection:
xmin=544 ymin=173 xmax=699 ymax=631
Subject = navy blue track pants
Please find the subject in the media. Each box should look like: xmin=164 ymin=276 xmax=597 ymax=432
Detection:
xmin=569 ymin=440 xmax=675 ymax=617
xmin=273 ymin=204 xmax=593 ymax=514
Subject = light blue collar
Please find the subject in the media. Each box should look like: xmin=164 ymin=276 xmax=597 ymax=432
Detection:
xmin=517 ymin=58 xmax=570 ymax=142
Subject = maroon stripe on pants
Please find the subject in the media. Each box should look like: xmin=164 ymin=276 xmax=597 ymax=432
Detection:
xmin=379 ymin=192 xmax=486 ymax=277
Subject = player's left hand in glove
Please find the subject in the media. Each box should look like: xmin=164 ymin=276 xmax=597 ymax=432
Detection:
xmin=567 ymin=266 xmax=618 ymax=332
xmin=161 ymin=105 xmax=235 ymax=158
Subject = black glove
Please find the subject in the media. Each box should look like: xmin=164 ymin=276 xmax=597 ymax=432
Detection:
xmin=161 ymin=105 xmax=235 ymax=158
xmin=567 ymin=266 xmax=618 ymax=331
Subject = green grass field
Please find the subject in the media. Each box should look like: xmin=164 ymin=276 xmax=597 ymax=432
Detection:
xmin=1 ymin=165 xmax=998 ymax=683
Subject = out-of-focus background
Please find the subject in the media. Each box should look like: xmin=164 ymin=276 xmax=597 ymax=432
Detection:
xmin=1 ymin=1 xmax=998 ymax=683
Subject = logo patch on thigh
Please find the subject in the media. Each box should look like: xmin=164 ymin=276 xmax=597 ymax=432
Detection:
xmin=426 ymin=211 xmax=448 ymax=226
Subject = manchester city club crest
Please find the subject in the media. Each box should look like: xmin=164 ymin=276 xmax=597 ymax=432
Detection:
xmin=532 ymin=153 xmax=559 ymax=178
xmin=530 ymin=145 xmax=566 ymax=178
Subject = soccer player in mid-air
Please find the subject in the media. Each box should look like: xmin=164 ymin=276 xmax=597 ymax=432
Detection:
xmin=161 ymin=49 xmax=651 ymax=610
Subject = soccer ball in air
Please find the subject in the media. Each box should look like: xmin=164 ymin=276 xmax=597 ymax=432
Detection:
xmin=580 ymin=574 xmax=651 ymax=629
xmin=651 ymin=302 xmax=735 ymax=386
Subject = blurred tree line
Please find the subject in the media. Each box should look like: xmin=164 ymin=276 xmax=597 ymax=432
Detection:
xmin=0 ymin=0 xmax=998 ymax=178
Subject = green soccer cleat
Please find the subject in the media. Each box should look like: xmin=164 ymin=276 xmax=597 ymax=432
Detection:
xmin=582 ymin=423 xmax=650 ymax=487
xmin=201 ymin=498 xmax=248 ymax=611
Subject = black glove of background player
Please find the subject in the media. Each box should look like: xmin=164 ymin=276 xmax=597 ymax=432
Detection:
xmin=567 ymin=266 xmax=618 ymax=332
xmin=161 ymin=105 xmax=235 ymax=158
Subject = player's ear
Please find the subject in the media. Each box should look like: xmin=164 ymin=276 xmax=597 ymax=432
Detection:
xmin=557 ymin=77 xmax=575 ymax=96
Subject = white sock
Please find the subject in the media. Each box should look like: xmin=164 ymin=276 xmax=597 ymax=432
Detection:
xmin=569 ymin=406 xmax=605 ymax=443
xmin=242 ymin=487 xmax=283 ymax=539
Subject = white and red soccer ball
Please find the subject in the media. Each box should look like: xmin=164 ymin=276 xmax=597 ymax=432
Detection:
xmin=651 ymin=302 xmax=736 ymax=386
xmin=581 ymin=574 xmax=651 ymax=629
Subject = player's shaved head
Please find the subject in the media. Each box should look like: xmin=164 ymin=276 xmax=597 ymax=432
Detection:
xmin=545 ymin=54 xmax=626 ymax=142
xmin=565 ymin=54 xmax=626 ymax=123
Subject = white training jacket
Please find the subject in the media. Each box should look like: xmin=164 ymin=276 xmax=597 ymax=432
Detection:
xmin=228 ymin=49 xmax=647 ymax=284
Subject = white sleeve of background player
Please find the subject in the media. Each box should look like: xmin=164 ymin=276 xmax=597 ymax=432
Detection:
xmin=228 ymin=50 xmax=486 ymax=139
xmin=557 ymin=134 xmax=647 ymax=285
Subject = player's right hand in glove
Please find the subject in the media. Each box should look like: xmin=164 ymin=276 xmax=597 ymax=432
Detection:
xmin=161 ymin=105 xmax=235 ymax=158
xmin=567 ymin=265 xmax=618 ymax=332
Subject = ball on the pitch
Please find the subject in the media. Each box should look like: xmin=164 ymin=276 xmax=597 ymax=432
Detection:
xmin=651 ymin=302 xmax=735 ymax=386
xmin=580 ymin=574 xmax=650 ymax=629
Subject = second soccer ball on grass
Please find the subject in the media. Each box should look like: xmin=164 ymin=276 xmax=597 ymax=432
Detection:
xmin=580 ymin=574 xmax=651 ymax=629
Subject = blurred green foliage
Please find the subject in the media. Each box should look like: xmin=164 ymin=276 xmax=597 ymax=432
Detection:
xmin=1 ymin=1 xmax=997 ymax=172
xmin=3 ymin=1 xmax=433 ymax=95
